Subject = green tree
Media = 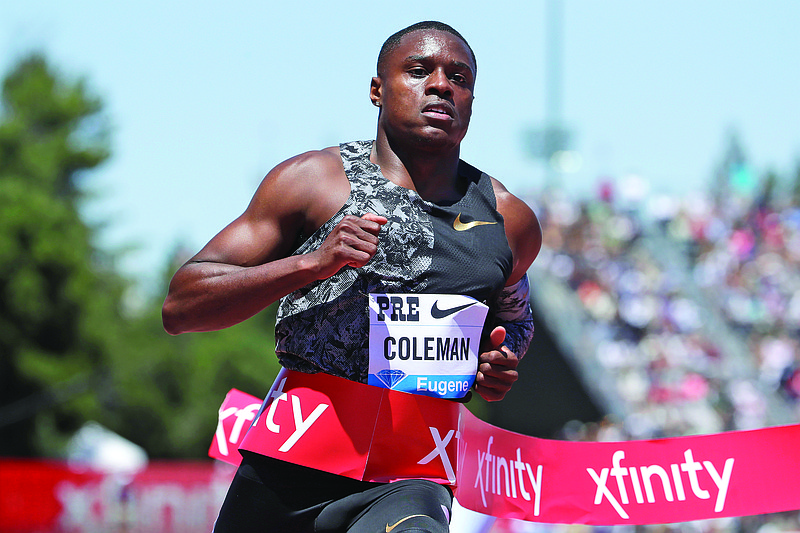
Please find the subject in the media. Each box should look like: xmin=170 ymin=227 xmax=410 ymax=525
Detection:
xmin=710 ymin=131 xmax=755 ymax=205
xmin=100 ymin=247 xmax=282 ymax=458
xmin=0 ymin=54 xmax=123 ymax=456
xmin=0 ymin=54 xmax=288 ymax=460
xmin=757 ymin=169 xmax=780 ymax=209
xmin=791 ymin=160 xmax=800 ymax=207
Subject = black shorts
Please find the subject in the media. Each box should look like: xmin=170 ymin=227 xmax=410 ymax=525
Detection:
xmin=213 ymin=451 xmax=454 ymax=533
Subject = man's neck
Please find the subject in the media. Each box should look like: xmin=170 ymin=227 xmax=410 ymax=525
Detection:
xmin=371 ymin=133 xmax=464 ymax=204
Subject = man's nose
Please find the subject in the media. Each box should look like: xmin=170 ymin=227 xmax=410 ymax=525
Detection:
xmin=426 ymin=69 xmax=453 ymax=97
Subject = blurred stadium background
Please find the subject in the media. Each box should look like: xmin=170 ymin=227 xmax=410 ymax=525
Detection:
xmin=2 ymin=2 xmax=800 ymax=532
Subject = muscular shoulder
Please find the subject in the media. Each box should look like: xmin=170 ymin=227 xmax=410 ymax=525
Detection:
xmin=489 ymin=177 xmax=542 ymax=283
xmin=264 ymin=147 xmax=344 ymax=199
xmin=281 ymin=146 xmax=343 ymax=173
xmin=249 ymin=146 xmax=350 ymax=235
xmin=185 ymin=146 xmax=349 ymax=269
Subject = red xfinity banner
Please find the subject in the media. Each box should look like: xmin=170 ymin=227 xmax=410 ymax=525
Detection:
xmin=210 ymin=370 xmax=800 ymax=525
xmin=0 ymin=459 xmax=234 ymax=532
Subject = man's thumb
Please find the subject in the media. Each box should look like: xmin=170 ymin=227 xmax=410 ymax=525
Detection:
xmin=490 ymin=326 xmax=506 ymax=348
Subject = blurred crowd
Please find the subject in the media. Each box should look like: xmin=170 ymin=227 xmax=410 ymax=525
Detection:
xmin=667 ymin=192 xmax=800 ymax=406
xmin=529 ymin=183 xmax=800 ymax=440
xmin=508 ymin=182 xmax=800 ymax=533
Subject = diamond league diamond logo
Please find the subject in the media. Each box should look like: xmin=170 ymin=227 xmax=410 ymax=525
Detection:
xmin=376 ymin=369 xmax=406 ymax=389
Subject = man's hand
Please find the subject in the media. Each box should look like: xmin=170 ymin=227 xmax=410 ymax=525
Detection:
xmin=309 ymin=213 xmax=387 ymax=279
xmin=474 ymin=326 xmax=519 ymax=402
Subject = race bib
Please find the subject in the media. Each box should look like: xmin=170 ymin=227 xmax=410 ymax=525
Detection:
xmin=368 ymin=294 xmax=488 ymax=398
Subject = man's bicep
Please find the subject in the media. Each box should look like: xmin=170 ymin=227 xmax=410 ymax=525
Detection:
xmin=190 ymin=169 xmax=307 ymax=268
xmin=493 ymin=186 xmax=542 ymax=284
xmin=186 ymin=148 xmax=344 ymax=269
xmin=509 ymin=205 xmax=541 ymax=283
xmin=192 ymin=210 xmax=299 ymax=268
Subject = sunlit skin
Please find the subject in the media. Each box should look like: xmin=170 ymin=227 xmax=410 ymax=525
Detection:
xmin=370 ymin=31 xmax=476 ymax=203
xmin=373 ymin=31 xmax=475 ymax=152
xmin=162 ymin=28 xmax=542 ymax=401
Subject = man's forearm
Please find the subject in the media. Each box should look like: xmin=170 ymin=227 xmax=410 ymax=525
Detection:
xmin=161 ymin=255 xmax=320 ymax=335
xmin=493 ymin=274 xmax=535 ymax=358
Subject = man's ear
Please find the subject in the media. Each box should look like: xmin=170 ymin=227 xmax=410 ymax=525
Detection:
xmin=370 ymin=76 xmax=382 ymax=108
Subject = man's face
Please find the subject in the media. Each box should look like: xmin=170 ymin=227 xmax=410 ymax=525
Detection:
xmin=372 ymin=30 xmax=476 ymax=151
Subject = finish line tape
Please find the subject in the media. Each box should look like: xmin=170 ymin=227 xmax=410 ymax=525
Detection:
xmin=209 ymin=369 xmax=800 ymax=525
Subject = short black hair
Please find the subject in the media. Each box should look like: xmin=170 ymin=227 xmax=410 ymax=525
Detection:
xmin=377 ymin=21 xmax=476 ymax=77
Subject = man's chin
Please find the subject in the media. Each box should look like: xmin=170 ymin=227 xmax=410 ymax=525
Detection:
xmin=413 ymin=127 xmax=468 ymax=151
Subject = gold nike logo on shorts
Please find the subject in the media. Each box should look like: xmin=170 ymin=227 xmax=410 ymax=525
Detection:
xmin=386 ymin=514 xmax=427 ymax=532
xmin=453 ymin=213 xmax=497 ymax=231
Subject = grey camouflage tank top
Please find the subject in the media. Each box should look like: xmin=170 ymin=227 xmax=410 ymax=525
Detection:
xmin=274 ymin=140 xmax=513 ymax=382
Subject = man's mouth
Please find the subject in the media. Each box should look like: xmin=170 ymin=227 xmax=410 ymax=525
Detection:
xmin=422 ymin=102 xmax=455 ymax=120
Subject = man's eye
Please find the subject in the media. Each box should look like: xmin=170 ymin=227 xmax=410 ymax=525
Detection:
xmin=409 ymin=68 xmax=427 ymax=77
xmin=451 ymin=73 xmax=467 ymax=84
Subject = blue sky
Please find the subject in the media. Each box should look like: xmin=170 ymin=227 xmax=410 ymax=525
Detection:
xmin=2 ymin=0 xmax=799 ymax=294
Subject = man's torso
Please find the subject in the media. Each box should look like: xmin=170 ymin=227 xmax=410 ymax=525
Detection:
xmin=274 ymin=140 xmax=512 ymax=382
